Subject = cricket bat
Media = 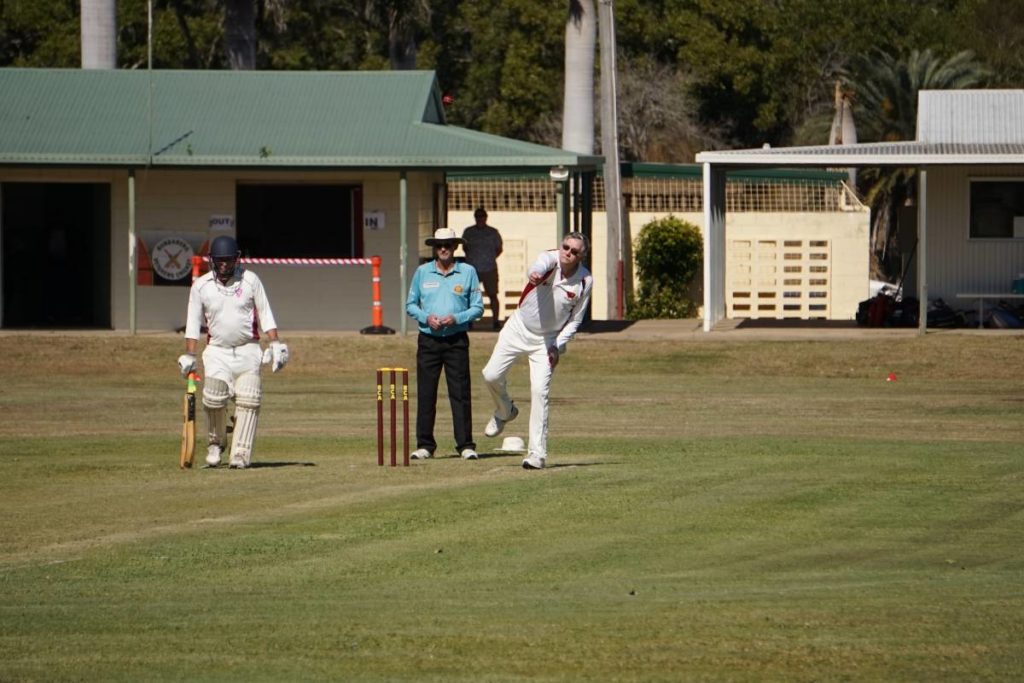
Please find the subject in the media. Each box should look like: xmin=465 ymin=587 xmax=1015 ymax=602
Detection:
xmin=179 ymin=371 xmax=200 ymax=469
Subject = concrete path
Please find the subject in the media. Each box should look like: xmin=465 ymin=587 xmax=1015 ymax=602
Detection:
xmin=573 ymin=318 xmax=1022 ymax=341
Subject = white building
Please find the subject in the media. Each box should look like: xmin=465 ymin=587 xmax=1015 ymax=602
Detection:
xmin=447 ymin=164 xmax=869 ymax=322
xmin=698 ymin=90 xmax=1024 ymax=332
xmin=0 ymin=69 xmax=600 ymax=333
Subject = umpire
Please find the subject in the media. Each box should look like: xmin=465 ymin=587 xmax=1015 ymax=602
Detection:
xmin=405 ymin=228 xmax=484 ymax=460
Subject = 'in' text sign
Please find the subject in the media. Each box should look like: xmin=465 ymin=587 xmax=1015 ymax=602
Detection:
xmin=364 ymin=212 xmax=385 ymax=231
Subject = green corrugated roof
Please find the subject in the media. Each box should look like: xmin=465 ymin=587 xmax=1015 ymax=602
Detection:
xmin=624 ymin=162 xmax=846 ymax=184
xmin=447 ymin=162 xmax=847 ymax=184
xmin=0 ymin=69 xmax=602 ymax=170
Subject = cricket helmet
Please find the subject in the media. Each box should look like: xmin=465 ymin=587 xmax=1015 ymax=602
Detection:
xmin=209 ymin=235 xmax=240 ymax=281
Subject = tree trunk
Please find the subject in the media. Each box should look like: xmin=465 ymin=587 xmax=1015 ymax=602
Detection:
xmin=81 ymin=0 xmax=117 ymax=69
xmin=562 ymin=0 xmax=596 ymax=154
xmin=388 ymin=7 xmax=418 ymax=70
xmin=224 ymin=0 xmax=257 ymax=70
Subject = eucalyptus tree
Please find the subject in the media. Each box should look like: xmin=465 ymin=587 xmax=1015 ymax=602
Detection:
xmin=363 ymin=0 xmax=431 ymax=70
xmin=221 ymin=0 xmax=287 ymax=69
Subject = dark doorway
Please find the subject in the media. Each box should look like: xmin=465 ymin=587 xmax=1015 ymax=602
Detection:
xmin=236 ymin=184 xmax=361 ymax=257
xmin=1 ymin=183 xmax=111 ymax=328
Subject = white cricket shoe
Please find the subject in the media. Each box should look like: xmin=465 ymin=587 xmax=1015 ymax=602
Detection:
xmin=484 ymin=404 xmax=519 ymax=438
xmin=521 ymin=453 xmax=546 ymax=470
xmin=205 ymin=445 xmax=222 ymax=467
xmin=411 ymin=448 xmax=433 ymax=460
xmin=460 ymin=448 xmax=478 ymax=460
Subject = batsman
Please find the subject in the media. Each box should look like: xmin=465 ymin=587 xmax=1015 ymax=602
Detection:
xmin=177 ymin=236 xmax=289 ymax=469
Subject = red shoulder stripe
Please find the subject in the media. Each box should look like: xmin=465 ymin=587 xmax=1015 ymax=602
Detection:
xmin=518 ymin=267 xmax=557 ymax=307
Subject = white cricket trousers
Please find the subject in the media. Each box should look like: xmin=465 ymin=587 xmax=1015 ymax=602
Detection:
xmin=481 ymin=312 xmax=553 ymax=458
xmin=202 ymin=342 xmax=263 ymax=389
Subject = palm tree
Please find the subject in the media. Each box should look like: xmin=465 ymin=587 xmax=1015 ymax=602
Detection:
xmin=81 ymin=0 xmax=117 ymax=68
xmin=562 ymin=0 xmax=596 ymax=153
xmin=846 ymin=48 xmax=990 ymax=279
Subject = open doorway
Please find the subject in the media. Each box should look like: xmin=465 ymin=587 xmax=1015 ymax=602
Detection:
xmin=236 ymin=184 xmax=361 ymax=257
xmin=1 ymin=182 xmax=111 ymax=328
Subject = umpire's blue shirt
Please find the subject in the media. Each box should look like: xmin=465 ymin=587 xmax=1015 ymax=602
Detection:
xmin=406 ymin=260 xmax=484 ymax=336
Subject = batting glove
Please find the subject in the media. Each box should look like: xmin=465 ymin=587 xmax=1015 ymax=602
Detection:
xmin=263 ymin=341 xmax=289 ymax=373
xmin=177 ymin=353 xmax=197 ymax=378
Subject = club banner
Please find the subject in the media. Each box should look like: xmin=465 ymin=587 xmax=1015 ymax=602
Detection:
xmin=138 ymin=232 xmax=209 ymax=286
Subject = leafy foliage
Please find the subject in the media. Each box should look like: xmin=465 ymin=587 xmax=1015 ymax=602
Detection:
xmin=0 ymin=0 xmax=80 ymax=67
xmin=629 ymin=215 xmax=702 ymax=319
xmin=847 ymin=48 xmax=991 ymax=278
xmin=0 ymin=0 xmax=1022 ymax=155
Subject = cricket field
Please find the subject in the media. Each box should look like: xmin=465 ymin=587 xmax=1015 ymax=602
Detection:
xmin=0 ymin=329 xmax=1021 ymax=681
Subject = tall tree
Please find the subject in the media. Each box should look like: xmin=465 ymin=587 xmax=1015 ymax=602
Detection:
xmin=562 ymin=0 xmax=595 ymax=153
xmin=615 ymin=58 xmax=720 ymax=161
xmin=668 ymin=0 xmax=972 ymax=148
xmin=221 ymin=0 xmax=287 ymax=69
xmin=1 ymin=0 xmax=81 ymax=67
xmin=950 ymin=0 xmax=1024 ymax=87
xmin=81 ymin=0 xmax=117 ymax=68
xmin=223 ymin=0 xmax=256 ymax=69
xmin=363 ymin=0 xmax=431 ymax=70
xmin=437 ymin=1 xmax=564 ymax=141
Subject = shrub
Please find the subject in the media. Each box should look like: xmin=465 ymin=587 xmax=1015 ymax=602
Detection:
xmin=628 ymin=215 xmax=702 ymax=319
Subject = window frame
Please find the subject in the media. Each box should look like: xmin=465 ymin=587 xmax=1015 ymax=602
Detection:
xmin=967 ymin=177 xmax=1024 ymax=241
xmin=235 ymin=182 xmax=363 ymax=258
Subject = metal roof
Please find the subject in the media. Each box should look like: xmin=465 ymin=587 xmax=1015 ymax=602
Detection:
xmin=696 ymin=141 xmax=1024 ymax=167
xmin=919 ymin=90 xmax=1024 ymax=144
xmin=447 ymin=162 xmax=847 ymax=184
xmin=622 ymin=162 xmax=846 ymax=183
xmin=0 ymin=69 xmax=602 ymax=170
xmin=698 ymin=90 xmax=1024 ymax=167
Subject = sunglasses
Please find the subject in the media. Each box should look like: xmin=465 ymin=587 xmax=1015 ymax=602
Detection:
xmin=435 ymin=242 xmax=457 ymax=250
xmin=561 ymin=243 xmax=581 ymax=256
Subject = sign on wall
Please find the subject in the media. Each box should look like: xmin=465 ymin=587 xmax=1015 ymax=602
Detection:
xmin=209 ymin=214 xmax=235 ymax=236
xmin=138 ymin=216 xmax=234 ymax=286
xmin=364 ymin=211 xmax=386 ymax=231
xmin=139 ymin=232 xmax=206 ymax=286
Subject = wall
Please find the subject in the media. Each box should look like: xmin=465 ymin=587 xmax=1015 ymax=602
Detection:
xmin=450 ymin=208 xmax=869 ymax=320
xmin=0 ymin=167 xmax=442 ymax=332
xmin=922 ymin=165 xmax=1024 ymax=305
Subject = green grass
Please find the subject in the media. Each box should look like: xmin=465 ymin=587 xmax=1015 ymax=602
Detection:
xmin=1 ymin=332 xmax=1023 ymax=681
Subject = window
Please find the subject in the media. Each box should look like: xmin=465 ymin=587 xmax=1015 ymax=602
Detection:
xmin=236 ymin=184 xmax=360 ymax=257
xmin=970 ymin=179 xmax=1024 ymax=238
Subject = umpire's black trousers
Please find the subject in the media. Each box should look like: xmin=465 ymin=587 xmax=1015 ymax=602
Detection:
xmin=416 ymin=331 xmax=475 ymax=454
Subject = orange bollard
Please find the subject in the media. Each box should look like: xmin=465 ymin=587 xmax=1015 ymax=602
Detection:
xmin=360 ymin=255 xmax=396 ymax=334
xmin=372 ymin=255 xmax=384 ymax=328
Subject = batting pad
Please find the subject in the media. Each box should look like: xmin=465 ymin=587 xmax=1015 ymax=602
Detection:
xmin=202 ymin=377 xmax=231 ymax=447
xmin=235 ymin=372 xmax=262 ymax=409
xmin=231 ymin=373 xmax=262 ymax=466
xmin=202 ymin=377 xmax=230 ymax=409
xmin=205 ymin=406 xmax=227 ymax=448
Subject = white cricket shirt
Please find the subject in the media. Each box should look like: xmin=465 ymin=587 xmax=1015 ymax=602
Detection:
xmin=184 ymin=269 xmax=278 ymax=347
xmin=515 ymin=249 xmax=593 ymax=352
